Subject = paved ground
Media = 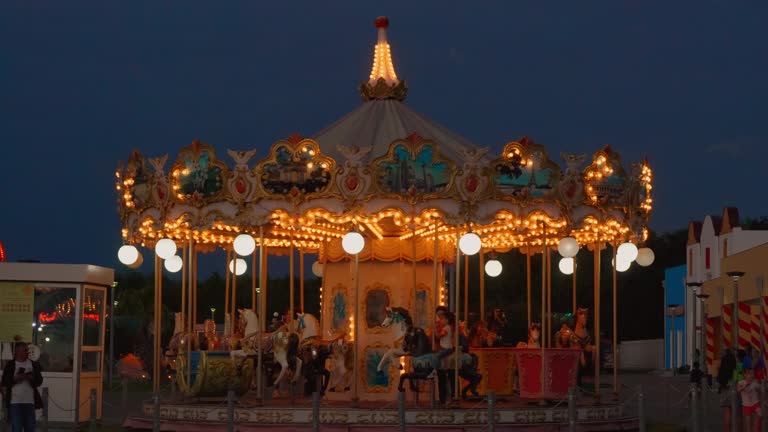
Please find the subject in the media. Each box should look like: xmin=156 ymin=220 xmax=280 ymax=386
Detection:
xmin=93 ymin=371 xmax=716 ymax=430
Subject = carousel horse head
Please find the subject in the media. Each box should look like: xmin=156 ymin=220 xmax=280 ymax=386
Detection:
xmin=575 ymin=307 xmax=589 ymax=326
xmin=381 ymin=307 xmax=413 ymax=329
xmin=296 ymin=312 xmax=320 ymax=340
xmin=238 ymin=308 xmax=260 ymax=337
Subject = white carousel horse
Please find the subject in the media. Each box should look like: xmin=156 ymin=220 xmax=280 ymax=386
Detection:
xmin=377 ymin=307 xmax=413 ymax=372
xmin=230 ymin=309 xmax=303 ymax=387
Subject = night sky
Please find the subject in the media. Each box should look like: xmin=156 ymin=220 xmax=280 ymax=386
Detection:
xmin=1 ymin=1 xmax=767 ymax=272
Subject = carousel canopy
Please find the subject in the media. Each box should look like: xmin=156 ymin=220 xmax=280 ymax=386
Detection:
xmin=115 ymin=17 xmax=653 ymax=263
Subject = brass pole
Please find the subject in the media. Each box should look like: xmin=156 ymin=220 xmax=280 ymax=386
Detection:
xmin=352 ymin=252 xmax=360 ymax=404
xmin=252 ymin=250 xmax=257 ymax=311
xmin=433 ymin=223 xmax=439 ymax=318
xmin=289 ymin=241 xmax=295 ymax=321
xmin=257 ymin=226 xmax=264 ymax=400
xmin=153 ymin=254 xmax=161 ymax=393
xmin=541 ymin=246 xmax=547 ymax=349
xmin=527 ymin=246 xmax=532 ymax=330
xmin=232 ymin=249 xmax=238 ymax=324
xmin=480 ymin=251 xmax=485 ymax=321
xmin=412 ymin=227 xmax=417 ymax=313
xmin=300 ymin=249 xmax=305 ymax=313
xmin=225 ymin=249 xmax=231 ymax=327
xmin=464 ymin=254 xmax=469 ymax=322
xmin=454 ymin=228 xmax=461 ymax=400
xmin=594 ymin=242 xmax=601 ymax=397
xmin=547 ymin=247 xmax=552 ymax=348
xmin=612 ymin=242 xmax=618 ymax=394
xmin=572 ymin=256 xmax=577 ymax=314
xmin=187 ymin=241 xmax=194 ymax=390
xmin=181 ymin=243 xmax=187 ymax=332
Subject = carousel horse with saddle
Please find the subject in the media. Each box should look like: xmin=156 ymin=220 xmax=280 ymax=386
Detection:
xmin=377 ymin=306 xmax=482 ymax=400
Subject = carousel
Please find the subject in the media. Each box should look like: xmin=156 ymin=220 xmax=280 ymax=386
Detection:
xmin=116 ymin=17 xmax=654 ymax=430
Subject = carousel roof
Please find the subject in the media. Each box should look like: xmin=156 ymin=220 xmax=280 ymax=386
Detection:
xmin=114 ymin=17 xmax=654 ymax=263
xmin=315 ymin=17 xmax=485 ymax=165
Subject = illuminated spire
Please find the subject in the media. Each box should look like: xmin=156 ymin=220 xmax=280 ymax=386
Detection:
xmin=360 ymin=16 xmax=408 ymax=101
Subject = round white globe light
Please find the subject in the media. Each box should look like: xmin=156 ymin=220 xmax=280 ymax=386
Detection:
xmin=617 ymin=242 xmax=638 ymax=263
xmin=233 ymin=234 xmax=256 ymax=256
xmin=636 ymin=247 xmax=655 ymax=267
xmin=459 ymin=232 xmax=482 ymax=256
xmin=612 ymin=256 xmax=631 ymax=272
xmin=164 ymin=255 xmax=183 ymax=273
xmin=484 ymin=259 xmax=502 ymax=277
xmin=312 ymin=261 xmax=323 ymax=277
xmin=127 ymin=252 xmax=144 ymax=269
xmin=342 ymin=232 xmax=365 ymax=255
xmin=229 ymin=258 xmax=247 ymax=276
xmin=155 ymin=239 xmax=177 ymax=260
xmin=557 ymin=237 xmax=579 ymax=258
xmin=559 ymin=257 xmax=574 ymax=275
xmin=118 ymin=245 xmax=139 ymax=266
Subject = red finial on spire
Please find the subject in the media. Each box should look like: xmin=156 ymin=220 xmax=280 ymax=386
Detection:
xmin=375 ymin=16 xmax=389 ymax=29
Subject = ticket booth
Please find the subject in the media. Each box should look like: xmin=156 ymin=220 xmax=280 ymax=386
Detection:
xmin=0 ymin=263 xmax=113 ymax=424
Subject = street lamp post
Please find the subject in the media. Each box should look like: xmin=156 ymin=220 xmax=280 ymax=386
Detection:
xmin=211 ymin=307 xmax=216 ymax=322
xmin=726 ymin=271 xmax=745 ymax=350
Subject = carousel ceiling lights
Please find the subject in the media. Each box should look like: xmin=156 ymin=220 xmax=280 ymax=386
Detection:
xmin=458 ymin=232 xmax=481 ymax=256
xmin=636 ymin=247 xmax=655 ymax=267
xmin=164 ymin=255 xmax=183 ymax=273
xmin=617 ymin=242 xmax=638 ymax=263
xmin=342 ymin=231 xmax=365 ymax=255
xmin=557 ymin=237 xmax=579 ymax=258
xmin=229 ymin=258 xmax=247 ymax=276
xmin=155 ymin=239 xmax=177 ymax=260
xmin=233 ymin=234 xmax=256 ymax=256
xmin=118 ymin=245 xmax=139 ymax=266
xmin=559 ymin=257 xmax=574 ymax=275
xmin=312 ymin=261 xmax=323 ymax=277
xmin=484 ymin=259 xmax=502 ymax=277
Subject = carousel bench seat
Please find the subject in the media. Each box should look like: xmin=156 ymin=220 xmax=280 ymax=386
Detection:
xmin=176 ymin=350 xmax=253 ymax=398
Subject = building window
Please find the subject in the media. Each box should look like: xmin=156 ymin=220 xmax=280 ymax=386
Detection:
xmin=706 ymin=247 xmax=711 ymax=269
xmin=723 ymin=239 xmax=728 ymax=258
xmin=688 ymin=249 xmax=693 ymax=276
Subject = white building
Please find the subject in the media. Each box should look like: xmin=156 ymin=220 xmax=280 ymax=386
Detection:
xmin=686 ymin=208 xmax=768 ymax=364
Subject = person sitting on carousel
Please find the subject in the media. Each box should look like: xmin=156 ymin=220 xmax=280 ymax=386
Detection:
xmin=427 ymin=311 xmax=456 ymax=379
xmin=571 ymin=307 xmax=596 ymax=386
xmin=466 ymin=312 xmax=490 ymax=348
xmin=431 ymin=306 xmax=449 ymax=351
xmin=554 ymin=315 xmax=575 ymax=349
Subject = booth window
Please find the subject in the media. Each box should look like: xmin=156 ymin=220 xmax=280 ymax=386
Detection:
xmin=34 ymin=286 xmax=77 ymax=373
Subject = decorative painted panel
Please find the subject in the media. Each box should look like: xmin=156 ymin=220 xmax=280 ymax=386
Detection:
xmin=362 ymin=343 xmax=392 ymax=392
xmin=170 ymin=140 xmax=227 ymax=207
xmin=374 ymin=140 xmax=452 ymax=197
xmin=363 ymin=284 xmax=390 ymax=330
xmin=330 ymin=284 xmax=348 ymax=331
xmin=492 ymin=138 xmax=560 ymax=200
xmin=255 ymin=137 xmax=335 ymax=199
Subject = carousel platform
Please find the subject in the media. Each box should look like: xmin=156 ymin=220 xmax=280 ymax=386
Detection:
xmin=123 ymin=395 xmax=638 ymax=431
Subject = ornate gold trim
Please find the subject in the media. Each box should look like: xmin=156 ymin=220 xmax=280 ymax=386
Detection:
xmin=360 ymin=78 xmax=408 ymax=101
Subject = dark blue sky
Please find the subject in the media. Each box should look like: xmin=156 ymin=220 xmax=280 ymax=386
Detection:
xmin=1 ymin=1 xmax=767 ymax=272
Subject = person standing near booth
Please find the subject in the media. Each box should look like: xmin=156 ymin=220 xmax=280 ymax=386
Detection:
xmin=2 ymin=342 xmax=44 ymax=432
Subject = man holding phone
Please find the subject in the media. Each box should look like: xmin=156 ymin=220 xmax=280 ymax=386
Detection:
xmin=2 ymin=342 xmax=43 ymax=432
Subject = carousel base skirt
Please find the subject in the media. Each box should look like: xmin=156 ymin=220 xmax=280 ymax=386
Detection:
xmin=124 ymin=397 xmax=637 ymax=431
